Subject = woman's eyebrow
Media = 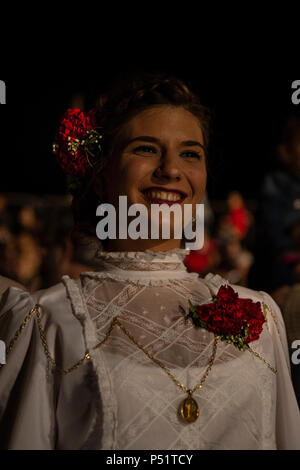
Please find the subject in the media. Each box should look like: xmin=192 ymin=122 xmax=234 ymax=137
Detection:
xmin=126 ymin=136 xmax=159 ymax=145
xmin=181 ymin=140 xmax=205 ymax=150
xmin=125 ymin=136 xmax=204 ymax=149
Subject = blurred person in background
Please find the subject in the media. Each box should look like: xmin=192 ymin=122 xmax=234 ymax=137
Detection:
xmin=249 ymin=115 xmax=300 ymax=295
xmin=0 ymin=196 xmax=26 ymax=296
xmin=280 ymin=275 xmax=300 ymax=409
xmin=183 ymin=192 xmax=220 ymax=276
xmin=184 ymin=228 xmax=220 ymax=276
xmin=274 ymin=218 xmax=300 ymax=409
xmin=18 ymin=206 xmax=41 ymax=234
xmin=14 ymin=231 xmax=43 ymax=292
xmin=214 ymin=191 xmax=254 ymax=286
xmin=226 ymin=191 xmax=252 ymax=241
xmin=247 ymin=114 xmax=300 ymax=405
xmin=217 ymin=234 xmax=254 ymax=287
xmin=39 ymin=206 xmax=98 ymax=286
xmin=0 ymin=195 xmax=20 ymax=285
xmin=8 ymin=205 xmax=43 ymax=292
xmin=0 ymin=196 xmax=97 ymax=292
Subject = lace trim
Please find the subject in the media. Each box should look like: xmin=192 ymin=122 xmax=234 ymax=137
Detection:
xmin=94 ymin=248 xmax=190 ymax=273
xmin=95 ymin=259 xmax=186 ymax=272
xmin=80 ymin=270 xmax=200 ymax=286
xmin=95 ymin=248 xmax=189 ymax=263
xmin=62 ymin=275 xmax=118 ymax=449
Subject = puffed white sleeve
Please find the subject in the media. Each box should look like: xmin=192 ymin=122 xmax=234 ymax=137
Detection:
xmin=0 ymin=283 xmax=102 ymax=450
xmin=260 ymin=291 xmax=300 ymax=450
xmin=0 ymin=287 xmax=56 ymax=449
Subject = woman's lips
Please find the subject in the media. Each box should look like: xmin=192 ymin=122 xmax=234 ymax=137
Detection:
xmin=142 ymin=188 xmax=187 ymax=206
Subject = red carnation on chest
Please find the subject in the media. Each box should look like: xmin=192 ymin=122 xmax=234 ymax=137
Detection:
xmin=188 ymin=285 xmax=266 ymax=350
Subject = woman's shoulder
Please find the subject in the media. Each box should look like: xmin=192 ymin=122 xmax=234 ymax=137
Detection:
xmin=201 ymin=273 xmax=289 ymax=354
xmin=0 ymin=277 xmax=90 ymax=381
xmin=0 ymin=275 xmax=25 ymax=297
xmin=202 ymin=272 xmax=278 ymax=305
xmin=201 ymin=273 xmax=285 ymax=332
xmin=0 ymin=279 xmax=98 ymax=450
xmin=1 ymin=280 xmax=67 ymax=318
xmin=0 ymin=277 xmax=85 ymax=343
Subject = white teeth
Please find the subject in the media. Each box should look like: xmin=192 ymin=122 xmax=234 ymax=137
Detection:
xmin=147 ymin=190 xmax=182 ymax=202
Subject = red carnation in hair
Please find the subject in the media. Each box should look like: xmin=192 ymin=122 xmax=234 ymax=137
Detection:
xmin=53 ymin=108 xmax=101 ymax=177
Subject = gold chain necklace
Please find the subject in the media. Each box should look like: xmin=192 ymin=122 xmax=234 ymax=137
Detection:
xmin=2 ymin=304 xmax=277 ymax=423
xmin=1 ymin=305 xmax=219 ymax=423
xmin=94 ymin=317 xmax=219 ymax=424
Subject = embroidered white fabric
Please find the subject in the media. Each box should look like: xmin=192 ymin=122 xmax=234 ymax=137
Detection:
xmin=1 ymin=248 xmax=299 ymax=449
xmin=67 ymin=249 xmax=299 ymax=450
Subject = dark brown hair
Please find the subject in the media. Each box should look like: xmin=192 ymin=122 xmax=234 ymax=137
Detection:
xmin=94 ymin=72 xmax=211 ymax=159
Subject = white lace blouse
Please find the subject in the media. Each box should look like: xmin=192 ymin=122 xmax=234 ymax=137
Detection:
xmin=0 ymin=249 xmax=299 ymax=450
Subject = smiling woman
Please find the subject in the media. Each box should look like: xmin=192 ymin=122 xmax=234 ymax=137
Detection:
xmin=68 ymin=74 xmax=211 ymax=253
xmin=95 ymin=105 xmax=207 ymax=251
xmin=0 ymin=73 xmax=299 ymax=450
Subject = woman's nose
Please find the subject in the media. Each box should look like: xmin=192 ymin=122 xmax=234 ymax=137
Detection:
xmin=153 ymin=152 xmax=181 ymax=181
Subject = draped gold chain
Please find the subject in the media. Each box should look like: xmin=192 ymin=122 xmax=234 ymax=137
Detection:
xmin=0 ymin=301 xmax=277 ymax=422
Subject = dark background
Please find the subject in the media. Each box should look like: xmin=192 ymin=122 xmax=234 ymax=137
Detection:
xmin=0 ymin=68 xmax=298 ymax=200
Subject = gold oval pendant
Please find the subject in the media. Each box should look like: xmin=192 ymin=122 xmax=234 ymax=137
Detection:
xmin=179 ymin=396 xmax=199 ymax=423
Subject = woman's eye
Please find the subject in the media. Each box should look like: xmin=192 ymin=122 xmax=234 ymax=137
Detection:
xmin=134 ymin=145 xmax=157 ymax=154
xmin=181 ymin=151 xmax=202 ymax=160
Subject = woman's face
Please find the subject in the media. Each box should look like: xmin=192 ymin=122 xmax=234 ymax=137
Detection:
xmin=97 ymin=105 xmax=207 ymax=251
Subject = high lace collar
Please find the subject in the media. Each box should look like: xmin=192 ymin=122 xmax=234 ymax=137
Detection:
xmin=95 ymin=248 xmax=189 ymax=271
xmin=83 ymin=248 xmax=200 ymax=285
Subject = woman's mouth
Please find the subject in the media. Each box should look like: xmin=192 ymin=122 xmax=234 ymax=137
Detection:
xmin=142 ymin=188 xmax=187 ymax=206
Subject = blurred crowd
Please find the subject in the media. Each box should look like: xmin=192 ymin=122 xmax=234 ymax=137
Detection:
xmin=0 ymin=184 xmax=295 ymax=298
xmin=0 ymin=195 xmax=80 ymax=292
xmin=0 ymin=190 xmax=257 ymax=293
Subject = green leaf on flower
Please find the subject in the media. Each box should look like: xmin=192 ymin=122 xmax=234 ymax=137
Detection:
xmin=188 ymin=299 xmax=198 ymax=315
